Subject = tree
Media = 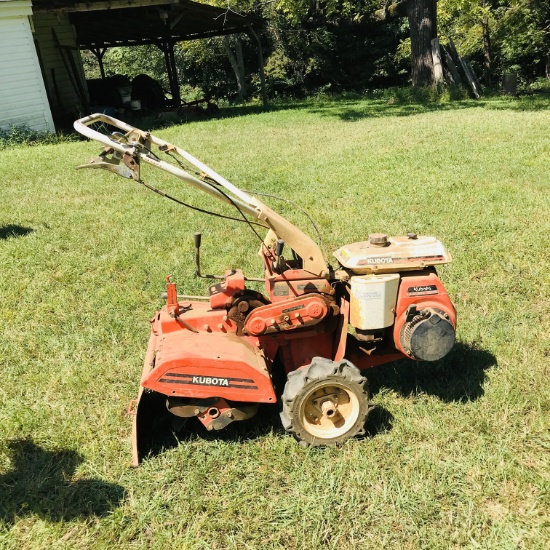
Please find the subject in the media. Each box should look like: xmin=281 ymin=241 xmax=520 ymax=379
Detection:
xmin=193 ymin=0 xmax=406 ymax=97
xmin=373 ymin=0 xmax=438 ymax=87
xmin=263 ymin=0 xmax=407 ymax=92
xmin=223 ymin=35 xmax=247 ymax=102
xmin=436 ymin=0 xmax=495 ymax=85
xmin=495 ymin=0 xmax=550 ymax=79
xmin=438 ymin=0 xmax=550 ymax=83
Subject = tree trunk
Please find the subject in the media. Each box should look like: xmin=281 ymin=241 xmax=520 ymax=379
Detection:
xmin=406 ymin=0 xmax=437 ymax=86
xmin=480 ymin=0 xmax=492 ymax=86
xmin=248 ymin=26 xmax=268 ymax=107
xmin=374 ymin=0 xmax=437 ymax=87
xmin=223 ymin=36 xmax=247 ymax=102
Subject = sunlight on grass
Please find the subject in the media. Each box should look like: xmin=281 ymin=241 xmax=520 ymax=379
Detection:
xmin=0 ymin=95 xmax=548 ymax=548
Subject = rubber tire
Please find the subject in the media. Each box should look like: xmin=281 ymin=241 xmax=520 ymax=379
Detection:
xmin=280 ymin=357 xmax=373 ymax=447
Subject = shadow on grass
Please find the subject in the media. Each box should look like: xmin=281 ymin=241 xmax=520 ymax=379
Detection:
xmin=0 ymin=225 xmax=33 ymax=240
xmin=210 ymin=91 xmax=550 ymax=124
xmin=367 ymin=341 xmax=497 ymax=403
xmin=304 ymin=94 xmax=550 ymax=121
xmin=136 ymin=398 xmax=394 ymax=464
xmin=134 ymin=342 xmax=493 ymax=463
xmin=73 ymin=91 xmax=549 ymax=139
xmin=135 ymin=398 xmax=287 ymax=464
xmin=0 ymin=439 xmax=124 ymax=526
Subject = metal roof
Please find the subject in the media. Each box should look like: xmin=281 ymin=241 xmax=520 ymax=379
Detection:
xmin=32 ymin=0 xmax=264 ymax=48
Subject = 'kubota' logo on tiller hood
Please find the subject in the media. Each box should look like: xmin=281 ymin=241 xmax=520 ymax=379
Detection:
xmin=366 ymin=257 xmax=393 ymax=264
xmin=158 ymin=372 xmax=259 ymax=390
xmin=192 ymin=376 xmax=229 ymax=386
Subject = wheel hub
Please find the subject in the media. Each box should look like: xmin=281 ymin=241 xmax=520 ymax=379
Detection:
xmin=301 ymin=384 xmax=361 ymax=439
xmin=320 ymin=398 xmax=338 ymax=418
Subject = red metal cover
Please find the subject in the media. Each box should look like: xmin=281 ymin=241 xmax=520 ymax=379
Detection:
xmin=142 ymin=331 xmax=276 ymax=403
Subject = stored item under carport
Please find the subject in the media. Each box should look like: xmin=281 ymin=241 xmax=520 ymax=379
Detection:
xmin=75 ymin=114 xmax=457 ymax=466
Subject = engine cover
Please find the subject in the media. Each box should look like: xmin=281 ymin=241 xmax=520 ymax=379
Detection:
xmin=400 ymin=307 xmax=455 ymax=361
xmin=334 ymin=235 xmax=452 ymax=274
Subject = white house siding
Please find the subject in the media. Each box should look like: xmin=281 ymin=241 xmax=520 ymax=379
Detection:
xmin=0 ymin=0 xmax=55 ymax=132
xmin=32 ymin=11 xmax=88 ymax=121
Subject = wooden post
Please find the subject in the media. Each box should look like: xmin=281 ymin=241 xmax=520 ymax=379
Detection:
xmin=167 ymin=39 xmax=180 ymax=105
xmin=448 ymin=39 xmax=468 ymax=86
xmin=98 ymin=53 xmax=105 ymax=79
xmin=431 ymin=38 xmax=444 ymax=86
xmin=159 ymin=11 xmax=181 ymax=107
xmin=90 ymin=47 xmax=107 ymax=79
xmin=441 ymin=45 xmax=460 ymax=85
xmin=465 ymin=60 xmax=482 ymax=96
xmin=157 ymin=40 xmax=180 ymax=107
xmin=460 ymin=58 xmax=480 ymax=99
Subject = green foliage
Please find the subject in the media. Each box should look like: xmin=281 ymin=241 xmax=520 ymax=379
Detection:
xmin=79 ymin=0 xmax=548 ymax=100
xmin=80 ymin=1 xmax=407 ymax=101
xmin=439 ymin=0 xmax=490 ymax=56
xmin=495 ymin=0 xmax=549 ymax=73
xmin=522 ymin=75 xmax=550 ymax=93
xmin=179 ymin=35 xmax=257 ymax=101
xmin=184 ymin=1 xmax=409 ymax=98
xmin=260 ymin=3 xmax=408 ymax=95
xmin=83 ymin=46 xmax=174 ymax=90
xmin=439 ymin=0 xmax=549 ymax=80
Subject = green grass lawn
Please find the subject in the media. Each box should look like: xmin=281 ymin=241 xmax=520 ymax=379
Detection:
xmin=1 ymin=94 xmax=549 ymax=548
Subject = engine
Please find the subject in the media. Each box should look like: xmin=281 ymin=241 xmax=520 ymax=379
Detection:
xmin=335 ymin=233 xmax=457 ymax=362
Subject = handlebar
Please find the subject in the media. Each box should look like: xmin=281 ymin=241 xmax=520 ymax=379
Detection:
xmin=74 ymin=114 xmax=329 ymax=277
xmin=74 ymin=113 xmax=137 ymax=150
xmin=74 ymin=113 xmax=260 ymax=217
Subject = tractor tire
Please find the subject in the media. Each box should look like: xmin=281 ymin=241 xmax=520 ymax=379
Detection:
xmin=280 ymin=357 xmax=373 ymax=447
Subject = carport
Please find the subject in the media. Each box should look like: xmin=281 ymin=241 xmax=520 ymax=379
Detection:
xmin=32 ymin=0 xmax=266 ymax=115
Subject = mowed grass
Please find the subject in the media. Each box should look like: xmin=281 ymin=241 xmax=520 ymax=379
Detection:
xmin=0 ymin=94 xmax=549 ymax=548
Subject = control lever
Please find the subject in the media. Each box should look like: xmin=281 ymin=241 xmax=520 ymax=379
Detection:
xmin=194 ymin=231 xmax=224 ymax=280
xmin=194 ymin=232 xmax=202 ymax=277
xmin=273 ymin=239 xmax=287 ymax=274
xmin=275 ymin=239 xmax=284 ymax=257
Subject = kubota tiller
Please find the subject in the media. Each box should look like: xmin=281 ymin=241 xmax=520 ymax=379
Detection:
xmin=75 ymin=114 xmax=457 ymax=466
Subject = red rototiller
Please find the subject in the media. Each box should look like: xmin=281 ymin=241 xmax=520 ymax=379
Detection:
xmin=75 ymin=114 xmax=457 ymax=466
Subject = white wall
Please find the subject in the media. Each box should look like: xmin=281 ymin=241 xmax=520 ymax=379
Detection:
xmin=0 ymin=0 xmax=55 ymax=132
